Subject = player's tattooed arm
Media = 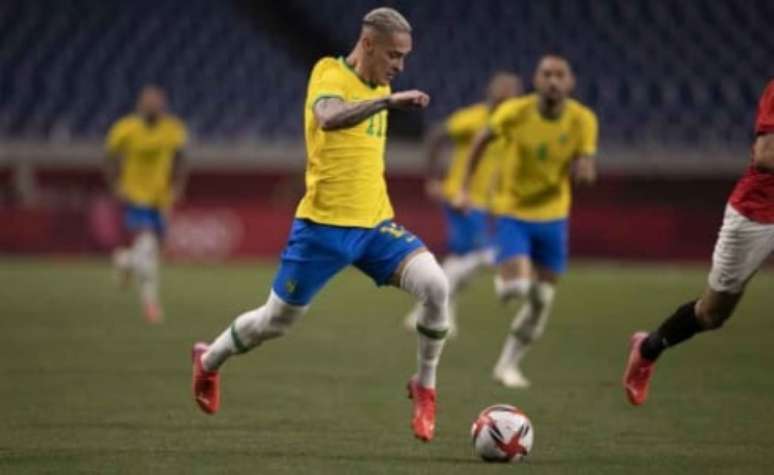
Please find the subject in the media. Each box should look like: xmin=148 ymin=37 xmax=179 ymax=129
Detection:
xmin=314 ymin=97 xmax=389 ymax=131
xmin=752 ymin=133 xmax=774 ymax=173
xmin=454 ymin=127 xmax=495 ymax=209
xmin=574 ymin=155 xmax=597 ymax=185
xmin=314 ymin=90 xmax=430 ymax=131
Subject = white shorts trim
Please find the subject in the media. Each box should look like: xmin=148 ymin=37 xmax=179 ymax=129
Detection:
xmin=707 ymin=205 xmax=774 ymax=293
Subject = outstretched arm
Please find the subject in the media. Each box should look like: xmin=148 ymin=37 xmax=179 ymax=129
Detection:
xmin=313 ymin=90 xmax=430 ymax=132
xmin=424 ymin=123 xmax=451 ymax=200
xmin=104 ymin=153 xmax=122 ymax=195
xmin=170 ymin=150 xmax=188 ymax=203
xmin=752 ymin=133 xmax=774 ymax=173
xmin=455 ymin=127 xmax=495 ymax=208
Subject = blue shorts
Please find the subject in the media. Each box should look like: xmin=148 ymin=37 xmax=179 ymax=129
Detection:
xmin=272 ymin=219 xmax=426 ymax=305
xmin=443 ymin=204 xmax=492 ymax=255
xmin=494 ymin=215 xmax=569 ymax=274
xmin=124 ymin=204 xmax=165 ymax=235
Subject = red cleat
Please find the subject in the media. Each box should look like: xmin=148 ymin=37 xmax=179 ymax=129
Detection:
xmin=623 ymin=332 xmax=655 ymax=406
xmin=407 ymin=376 xmax=436 ymax=442
xmin=144 ymin=301 xmax=163 ymax=324
xmin=192 ymin=342 xmax=220 ymax=414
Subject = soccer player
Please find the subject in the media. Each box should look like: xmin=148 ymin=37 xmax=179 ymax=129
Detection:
xmin=191 ymin=8 xmax=451 ymax=442
xmin=458 ymin=55 xmax=598 ymax=388
xmin=105 ymin=85 xmax=188 ymax=323
xmin=403 ymin=72 xmax=523 ymax=337
xmin=623 ymin=79 xmax=774 ymax=406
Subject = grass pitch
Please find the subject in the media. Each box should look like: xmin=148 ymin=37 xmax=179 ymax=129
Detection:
xmin=1 ymin=258 xmax=773 ymax=474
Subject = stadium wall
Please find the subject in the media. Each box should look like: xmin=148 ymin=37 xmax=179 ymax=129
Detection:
xmin=0 ymin=164 xmax=737 ymax=263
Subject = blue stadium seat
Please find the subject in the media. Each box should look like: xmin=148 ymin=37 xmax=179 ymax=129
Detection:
xmin=0 ymin=0 xmax=772 ymax=146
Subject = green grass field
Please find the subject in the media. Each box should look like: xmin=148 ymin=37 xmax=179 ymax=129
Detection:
xmin=1 ymin=258 xmax=773 ymax=474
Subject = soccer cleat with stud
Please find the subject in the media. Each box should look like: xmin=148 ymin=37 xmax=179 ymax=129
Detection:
xmin=192 ymin=342 xmax=220 ymax=414
xmin=144 ymin=301 xmax=164 ymax=324
xmin=492 ymin=365 xmax=531 ymax=389
xmin=623 ymin=331 xmax=655 ymax=406
xmin=406 ymin=375 xmax=437 ymax=442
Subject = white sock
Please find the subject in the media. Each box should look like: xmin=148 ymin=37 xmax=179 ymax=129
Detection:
xmin=494 ymin=325 xmax=529 ymax=372
xmin=131 ymin=232 xmax=160 ymax=306
xmin=409 ymin=249 xmax=488 ymax=334
xmin=496 ymin=281 xmax=556 ymax=369
xmin=202 ymin=290 xmax=307 ymax=372
xmin=400 ymin=252 xmax=450 ymax=389
xmin=113 ymin=247 xmax=132 ymax=270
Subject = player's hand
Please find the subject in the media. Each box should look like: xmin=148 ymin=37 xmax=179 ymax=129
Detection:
xmin=574 ymin=157 xmax=597 ymax=186
xmin=170 ymin=184 xmax=186 ymax=207
xmin=450 ymin=189 xmax=472 ymax=212
xmin=424 ymin=178 xmax=444 ymax=202
xmin=387 ymin=90 xmax=430 ymax=110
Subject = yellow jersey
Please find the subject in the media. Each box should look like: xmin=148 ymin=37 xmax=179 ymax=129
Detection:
xmin=105 ymin=114 xmax=187 ymax=209
xmin=296 ymin=56 xmax=394 ymax=228
xmin=490 ymin=94 xmax=598 ymax=221
xmin=441 ymin=103 xmax=505 ymax=209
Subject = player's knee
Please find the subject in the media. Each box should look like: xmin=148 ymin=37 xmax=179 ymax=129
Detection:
xmin=425 ymin=270 xmax=450 ymax=309
xmin=263 ymin=290 xmax=308 ymax=338
xmin=402 ymin=252 xmax=450 ymax=329
xmin=695 ymin=306 xmax=731 ymax=331
xmin=530 ymin=281 xmax=556 ymax=310
xmin=512 ymin=282 xmax=556 ymax=344
xmin=403 ymin=252 xmax=450 ymax=306
xmin=494 ymin=276 xmax=531 ymax=302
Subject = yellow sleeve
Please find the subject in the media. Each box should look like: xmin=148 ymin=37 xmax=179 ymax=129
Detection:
xmin=105 ymin=119 xmax=129 ymax=156
xmin=310 ymin=65 xmax=348 ymax=107
xmin=445 ymin=108 xmax=477 ymax=140
xmin=578 ymin=109 xmax=599 ymax=156
xmin=488 ymin=98 xmax=524 ymax=139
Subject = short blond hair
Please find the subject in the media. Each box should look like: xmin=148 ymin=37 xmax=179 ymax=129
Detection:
xmin=362 ymin=7 xmax=412 ymax=34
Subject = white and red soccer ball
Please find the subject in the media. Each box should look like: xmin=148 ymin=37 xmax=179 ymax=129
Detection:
xmin=471 ymin=404 xmax=534 ymax=463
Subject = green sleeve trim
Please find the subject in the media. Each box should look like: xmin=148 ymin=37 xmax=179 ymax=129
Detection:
xmin=416 ymin=324 xmax=448 ymax=340
xmin=338 ymin=56 xmax=377 ymax=89
xmin=230 ymin=322 xmax=248 ymax=354
xmin=311 ymin=94 xmax=345 ymax=109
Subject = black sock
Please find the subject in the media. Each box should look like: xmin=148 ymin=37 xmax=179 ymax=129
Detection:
xmin=640 ymin=300 xmax=703 ymax=361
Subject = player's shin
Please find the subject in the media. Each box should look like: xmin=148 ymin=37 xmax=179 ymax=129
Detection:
xmin=494 ymin=282 xmax=555 ymax=375
xmin=640 ymin=300 xmax=703 ymax=361
xmin=131 ymin=231 xmax=161 ymax=317
xmin=201 ymin=291 xmax=307 ymax=372
xmin=442 ymin=250 xmax=490 ymax=294
xmin=494 ymin=275 xmax=532 ymax=302
xmin=400 ymin=252 xmax=450 ymax=389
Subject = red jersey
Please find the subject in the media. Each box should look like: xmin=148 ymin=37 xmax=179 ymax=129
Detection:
xmin=729 ymin=79 xmax=774 ymax=223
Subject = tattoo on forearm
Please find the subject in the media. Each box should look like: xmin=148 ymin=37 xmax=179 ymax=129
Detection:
xmin=314 ymin=97 xmax=388 ymax=131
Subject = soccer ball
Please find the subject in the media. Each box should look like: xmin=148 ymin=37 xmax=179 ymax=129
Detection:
xmin=470 ymin=404 xmax=534 ymax=463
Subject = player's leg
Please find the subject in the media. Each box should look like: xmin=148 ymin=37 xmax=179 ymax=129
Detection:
xmin=624 ymin=205 xmax=774 ymax=405
xmin=493 ymin=218 xmax=567 ymax=388
xmin=403 ymin=206 xmax=491 ymax=336
xmin=192 ymin=219 xmax=349 ymax=414
xmin=491 ymin=216 xmax=533 ymax=302
xmin=356 ymin=221 xmax=450 ymax=441
xmin=122 ymin=204 xmax=165 ymax=322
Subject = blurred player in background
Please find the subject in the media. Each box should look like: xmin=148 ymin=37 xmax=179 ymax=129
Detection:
xmin=105 ymin=85 xmax=188 ymax=323
xmin=192 ymin=8 xmax=451 ymax=442
xmin=403 ymin=72 xmax=522 ymax=337
xmin=624 ymin=79 xmax=774 ymax=406
xmin=460 ymin=55 xmax=598 ymax=388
